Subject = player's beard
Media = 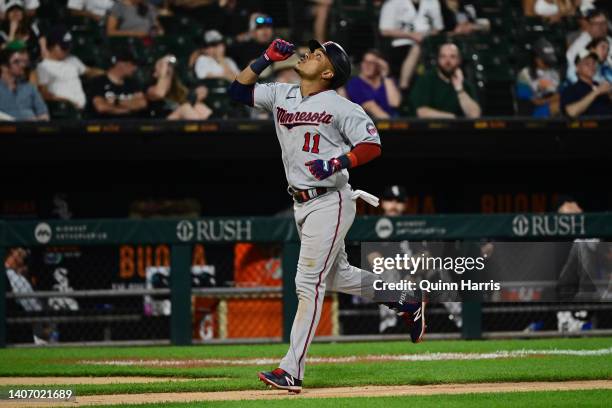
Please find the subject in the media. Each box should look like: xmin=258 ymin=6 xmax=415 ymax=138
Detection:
xmin=438 ymin=66 xmax=456 ymax=79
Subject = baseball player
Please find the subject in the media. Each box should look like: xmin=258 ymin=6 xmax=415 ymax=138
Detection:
xmin=228 ymin=38 xmax=425 ymax=394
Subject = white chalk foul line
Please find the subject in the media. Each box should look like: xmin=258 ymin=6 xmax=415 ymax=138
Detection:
xmin=80 ymin=347 xmax=612 ymax=367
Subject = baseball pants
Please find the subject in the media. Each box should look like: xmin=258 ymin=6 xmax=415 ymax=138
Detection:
xmin=279 ymin=185 xmax=379 ymax=380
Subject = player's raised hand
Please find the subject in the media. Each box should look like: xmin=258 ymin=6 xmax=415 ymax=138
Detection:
xmin=264 ymin=39 xmax=295 ymax=62
xmin=305 ymin=158 xmax=342 ymax=180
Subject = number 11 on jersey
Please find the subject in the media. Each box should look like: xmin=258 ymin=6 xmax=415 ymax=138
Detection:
xmin=302 ymin=132 xmax=320 ymax=154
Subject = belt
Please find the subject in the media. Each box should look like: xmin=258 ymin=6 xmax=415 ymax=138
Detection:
xmin=287 ymin=186 xmax=329 ymax=203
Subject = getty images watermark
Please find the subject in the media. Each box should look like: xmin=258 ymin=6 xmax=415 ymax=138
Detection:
xmin=370 ymin=252 xmax=500 ymax=294
xmin=360 ymin=241 xmax=612 ymax=303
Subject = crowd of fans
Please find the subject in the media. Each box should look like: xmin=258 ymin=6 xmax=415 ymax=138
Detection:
xmin=0 ymin=0 xmax=611 ymax=121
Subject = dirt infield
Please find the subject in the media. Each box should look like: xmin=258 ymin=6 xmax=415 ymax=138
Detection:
xmin=3 ymin=380 xmax=611 ymax=407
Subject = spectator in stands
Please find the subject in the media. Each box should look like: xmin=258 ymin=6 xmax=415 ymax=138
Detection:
xmin=36 ymin=27 xmax=104 ymax=110
xmin=556 ymin=194 xmax=584 ymax=214
xmin=411 ymin=43 xmax=481 ymax=118
xmin=515 ymin=38 xmax=561 ymax=117
xmin=229 ymin=13 xmax=274 ymax=70
xmin=587 ymin=37 xmax=612 ymax=83
xmin=567 ymin=6 xmax=591 ymax=47
xmin=0 ymin=0 xmax=42 ymax=52
xmin=566 ymin=9 xmax=612 ymax=83
xmin=88 ymin=49 xmax=147 ymax=117
xmin=532 ymin=0 xmax=576 ymax=22
xmin=311 ymin=0 xmax=333 ymax=43
xmin=440 ymin=0 xmax=490 ymax=35
xmin=106 ymin=0 xmax=164 ymax=38
xmin=0 ymin=0 xmax=37 ymax=18
xmin=68 ymin=0 xmax=115 ymax=22
xmin=380 ymin=184 xmax=407 ymax=216
xmin=190 ymin=30 xmax=239 ymax=81
xmin=146 ymin=54 xmax=212 ymax=120
xmin=0 ymin=47 xmax=47 ymax=120
xmin=379 ymin=0 xmax=443 ymax=90
xmin=346 ymin=49 xmax=401 ymax=119
xmin=561 ymin=49 xmax=612 ymax=117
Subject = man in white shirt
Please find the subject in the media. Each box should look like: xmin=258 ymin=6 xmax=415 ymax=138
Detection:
xmin=567 ymin=9 xmax=612 ymax=83
xmin=36 ymin=26 xmax=104 ymax=109
xmin=192 ymin=30 xmax=240 ymax=81
xmin=67 ymin=0 xmax=115 ymax=21
xmin=379 ymin=0 xmax=444 ymax=89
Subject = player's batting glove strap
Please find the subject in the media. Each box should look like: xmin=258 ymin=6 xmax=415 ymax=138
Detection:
xmin=305 ymin=158 xmax=342 ymax=181
xmin=250 ymin=39 xmax=295 ymax=74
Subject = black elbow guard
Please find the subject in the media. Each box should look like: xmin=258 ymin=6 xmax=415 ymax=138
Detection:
xmin=228 ymin=81 xmax=255 ymax=107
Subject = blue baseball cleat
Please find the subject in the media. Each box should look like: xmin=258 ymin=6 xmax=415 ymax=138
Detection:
xmin=388 ymin=289 xmax=426 ymax=343
xmin=258 ymin=368 xmax=302 ymax=394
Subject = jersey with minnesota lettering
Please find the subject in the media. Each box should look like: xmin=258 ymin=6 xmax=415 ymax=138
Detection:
xmin=253 ymin=82 xmax=381 ymax=190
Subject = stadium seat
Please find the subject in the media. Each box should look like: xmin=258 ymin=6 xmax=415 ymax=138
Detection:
xmin=46 ymin=101 xmax=81 ymax=120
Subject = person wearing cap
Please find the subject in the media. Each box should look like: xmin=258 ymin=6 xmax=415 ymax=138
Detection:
xmin=190 ymin=30 xmax=239 ymax=81
xmin=0 ymin=0 xmax=38 ymax=18
xmin=229 ymin=39 xmax=428 ymax=394
xmin=106 ymin=0 xmax=164 ymax=38
xmin=0 ymin=0 xmax=41 ymax=52
xmin=36 ymin=27 xmax=104 ymax=110
xmin=411 ymin=42 xmax=481 ymax=118
xmin=68 ymin=0 xmax=114 ymax=22
xmin=229 ymin=13 xmax=274 ymax=70
xmin=566 ymin=9 xmax=612 ymax=83
xmin=380 ymin=185 xmax=407 ymax=216
xmin=587 ymin=37 xmax=612 ymax=84
xmin=515 ymin=38 xmax=561 ymax=117
xmin=346 ymin=49 xmax=401 ymax=119
xmin=561 ymin=49 xmax=612 ymax=117
xmin=87 ymin=49 xmax=147 ymax=118
xmin=0 ymin=47 xmax=48 ymax=120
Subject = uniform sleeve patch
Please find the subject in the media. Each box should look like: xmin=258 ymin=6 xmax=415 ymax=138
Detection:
xmin=366 ymin=122 xmax=378 ymax=136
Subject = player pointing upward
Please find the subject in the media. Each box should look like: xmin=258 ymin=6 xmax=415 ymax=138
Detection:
xmin=228 ymin=38 xmax=425 ymax=394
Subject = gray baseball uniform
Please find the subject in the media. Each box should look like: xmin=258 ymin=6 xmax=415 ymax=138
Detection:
xmin=253 ymin=82 xmax=381 ymax=380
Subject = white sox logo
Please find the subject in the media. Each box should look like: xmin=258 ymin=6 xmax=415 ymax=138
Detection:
xmin=276 ymin=107 xmax=333 ymax=129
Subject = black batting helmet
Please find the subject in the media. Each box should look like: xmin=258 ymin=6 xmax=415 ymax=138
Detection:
xmin=308 ymin=39 xmax=351 ymax=89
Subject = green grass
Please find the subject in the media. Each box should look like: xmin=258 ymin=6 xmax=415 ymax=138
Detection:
xmin=82 ymin=389 xmax=612 ymax=408
xmin=0 ymin=337 xmax=609 ymax=396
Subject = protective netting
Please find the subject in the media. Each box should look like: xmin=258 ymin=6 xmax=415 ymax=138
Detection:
xmin=5 ymin=239 xmax=612 ymax=344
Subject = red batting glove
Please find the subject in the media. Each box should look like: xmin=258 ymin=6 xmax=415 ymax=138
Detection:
xmin=264 ymin=39 xmax=295 ymax=62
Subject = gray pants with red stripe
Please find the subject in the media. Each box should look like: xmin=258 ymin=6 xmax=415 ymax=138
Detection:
xmin=279 ymin=185 xmax=379 ymax=380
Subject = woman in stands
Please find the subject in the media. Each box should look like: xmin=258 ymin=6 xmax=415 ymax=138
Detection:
xmin=587 ymin=37 xmax=612 ymax=84
xmin=106 ymin=0 xmax=164 ymax=37
xmin=146 ymin=54 xmax=212 ymax=120
xmin=0 ymin=0 xmax=43 ymax=56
